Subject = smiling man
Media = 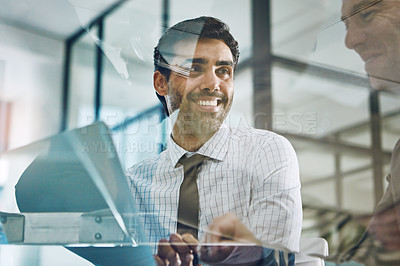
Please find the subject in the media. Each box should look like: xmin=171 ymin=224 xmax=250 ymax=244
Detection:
xmin=125 ymin=16 xmax=302 ymax=265
xmin=154 ymin=37 xmax=234 ymax=151
xmin=340 ymin=0 xmax=400 ymax=265
xmin=342 ymin=0 xmax=400 ymax=91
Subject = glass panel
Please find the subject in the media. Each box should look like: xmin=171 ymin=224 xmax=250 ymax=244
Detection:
xmin=342 ymin=170 xmax=374 ymax=213
xmin=67 ymin=1 xmax=304 ymax=265
xmin=0 ymin=123 xmax=154 ymax=244
xmin=272 ymin=66 xmax=370 ymax=142
xmin=228 ymin=68 xmax=253 ymax=127
xmin=99 ymin=0 xmax=164 ymax=167
xmin=101 ymin=0 xmax=162 ymax=125
xmin=302 ymin=179 xmax=336 ymax=209
xmin=0 ymin=24 xmax=64 ymax=149
xmin=380 ymin=91 xmax=400 ymax=151
xmin=8 ymin=0 xmax=400 ymax=264
xmin=272 ymin=0 xmax=400 ymax=264
xmin=272 ymin=0 xmax=365 ymax=75
xmin=67 ymin=26 xmax=98 ymax=130
xmin=112 ymin=108 xmax=165 ymax=168
xmin=169 ymin=0 xmax=252 ymax=60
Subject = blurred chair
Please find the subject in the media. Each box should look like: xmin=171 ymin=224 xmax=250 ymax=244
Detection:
xmin=295 ymin=237 xmax=329 ymax=266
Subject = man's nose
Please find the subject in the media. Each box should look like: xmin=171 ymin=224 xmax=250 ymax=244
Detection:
xmin=202 ymin=70 xmax=220 ymax=92
xmin=345 ymin=22 xmax=366 ymax=50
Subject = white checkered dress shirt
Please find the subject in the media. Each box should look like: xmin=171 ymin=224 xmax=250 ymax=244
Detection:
xmin=125 ymin=126 xmax=302 ymax=253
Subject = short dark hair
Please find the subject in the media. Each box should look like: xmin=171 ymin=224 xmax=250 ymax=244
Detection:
xmin=153 ymin=16 xmax=239 ymax=116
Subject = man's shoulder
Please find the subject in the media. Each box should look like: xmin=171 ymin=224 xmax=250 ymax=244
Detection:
xmin=125 ymin=151 xmax=169 ymax=176
xmin=227 ymin=127 xmax=291 ymax=146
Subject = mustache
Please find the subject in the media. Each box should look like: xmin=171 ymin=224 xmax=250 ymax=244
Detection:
xmin=187 ymin=91 xmax=228 ymax=103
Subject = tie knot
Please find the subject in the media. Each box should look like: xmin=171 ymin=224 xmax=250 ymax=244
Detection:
xmin=179 ymin=154 xmax=207 ymax=169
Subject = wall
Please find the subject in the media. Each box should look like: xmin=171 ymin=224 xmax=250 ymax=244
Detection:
xmin=0 ymin=23 xmax=64 ymax=151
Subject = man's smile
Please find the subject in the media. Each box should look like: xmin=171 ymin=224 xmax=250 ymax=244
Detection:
xmin=193 ymin=98 xmax=223 ymax=112
xmin=188 ymin=93 xmax=226 ymax=112
xmin=198 ymin=100 xmax=218 ymax=106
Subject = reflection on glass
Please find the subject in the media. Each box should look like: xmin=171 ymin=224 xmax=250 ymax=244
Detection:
xmin=270 ymin=0 xmax=400 ymax=264
xmin=5 ymin=0 xmax=400 ymax=264
xmin=68 ymin=27 xmax=98 ymax=130
xmin=119 ymin=13 xmax=303 ymax=265
xmin=0 ymin=122 xmax=157 ymax=264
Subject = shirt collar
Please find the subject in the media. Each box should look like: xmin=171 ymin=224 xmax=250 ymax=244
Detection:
xmin=167 ymin=125 xmax=230 ymax=167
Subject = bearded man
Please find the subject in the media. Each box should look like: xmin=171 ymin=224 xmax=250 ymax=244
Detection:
xmin=125 ymin=16 xmax=302 ymax=265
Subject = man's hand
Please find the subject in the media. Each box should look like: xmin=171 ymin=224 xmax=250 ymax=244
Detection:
xmin=154 ymin=233 xmax=200 ymax=266
xmin=370 ymin=203 xmax=400 ymax=251
xmin=200 ymin=213 xmax=263 ymax=265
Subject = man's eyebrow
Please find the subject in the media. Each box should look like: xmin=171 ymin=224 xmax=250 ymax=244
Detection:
xmin=176 ymin=58 xmax=208 ymax=66
xmin=341 ymin=0 xmax=382 ymax=21
xmin=191 ymin=58 xmax=208 ymax=65
xmin=216 ymin=60 xmax=234 ymax=67
xmin=180 ymin=58 xmax=233 ymax=67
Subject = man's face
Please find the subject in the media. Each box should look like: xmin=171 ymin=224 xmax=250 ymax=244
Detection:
xmin=342 ymin=0 xmax=400 ymax=90
xmin=167 ymin=38 xmax=234 ymax=135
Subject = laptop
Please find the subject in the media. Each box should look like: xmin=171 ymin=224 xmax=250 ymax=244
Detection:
xmin=10 ymin=122 xmax=155 ymax=265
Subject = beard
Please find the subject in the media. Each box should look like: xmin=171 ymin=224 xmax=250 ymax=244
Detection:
xmin=167 ymin=82 xmax=233 ymax=135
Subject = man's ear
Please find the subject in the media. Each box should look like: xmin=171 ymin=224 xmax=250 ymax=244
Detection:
xmin=153 ymin=71 xmax=168 ymax=96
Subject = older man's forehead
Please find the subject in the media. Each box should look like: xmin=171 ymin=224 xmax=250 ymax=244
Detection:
xmin=341 ymin=0 xmax=382 ymax=18
xmin=342 ymin=0 xmax=400 ymax=21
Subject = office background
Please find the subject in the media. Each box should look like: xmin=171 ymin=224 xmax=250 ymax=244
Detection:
xmin=0 ymin=0 xmax=399 ymax=265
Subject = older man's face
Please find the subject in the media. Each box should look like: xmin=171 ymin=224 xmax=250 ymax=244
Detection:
xmin=342 ymin=0 xmax=400 ymax=90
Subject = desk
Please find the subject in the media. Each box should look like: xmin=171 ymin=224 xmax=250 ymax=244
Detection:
xmin=0 ymin=245 xmax=93 ymax=266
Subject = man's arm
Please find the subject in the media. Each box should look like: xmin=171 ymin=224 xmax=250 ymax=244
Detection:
xmin=367 ymin=170 xmax=400 ymax=251
xmin=370 ymin=202 xmax=400 ymax=251
xmin=200 ymin=213 xmax=295 ymax=266
xmin=248 ymin=134 xmax=302 ymax=253
xmin=200 ymin=213 xmax=263 ymax=265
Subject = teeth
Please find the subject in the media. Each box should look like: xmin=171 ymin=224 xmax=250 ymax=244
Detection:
xmin=198 ymin=100 xmax=217 ymax=106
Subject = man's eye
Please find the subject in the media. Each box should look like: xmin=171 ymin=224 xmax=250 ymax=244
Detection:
xmin=217 ymin=67 xmax=232 ymax=77
xmin=360 ymin=9 xmax=376 ymax=21
xmin=190 ymin=65 xmax=202 ymax=72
